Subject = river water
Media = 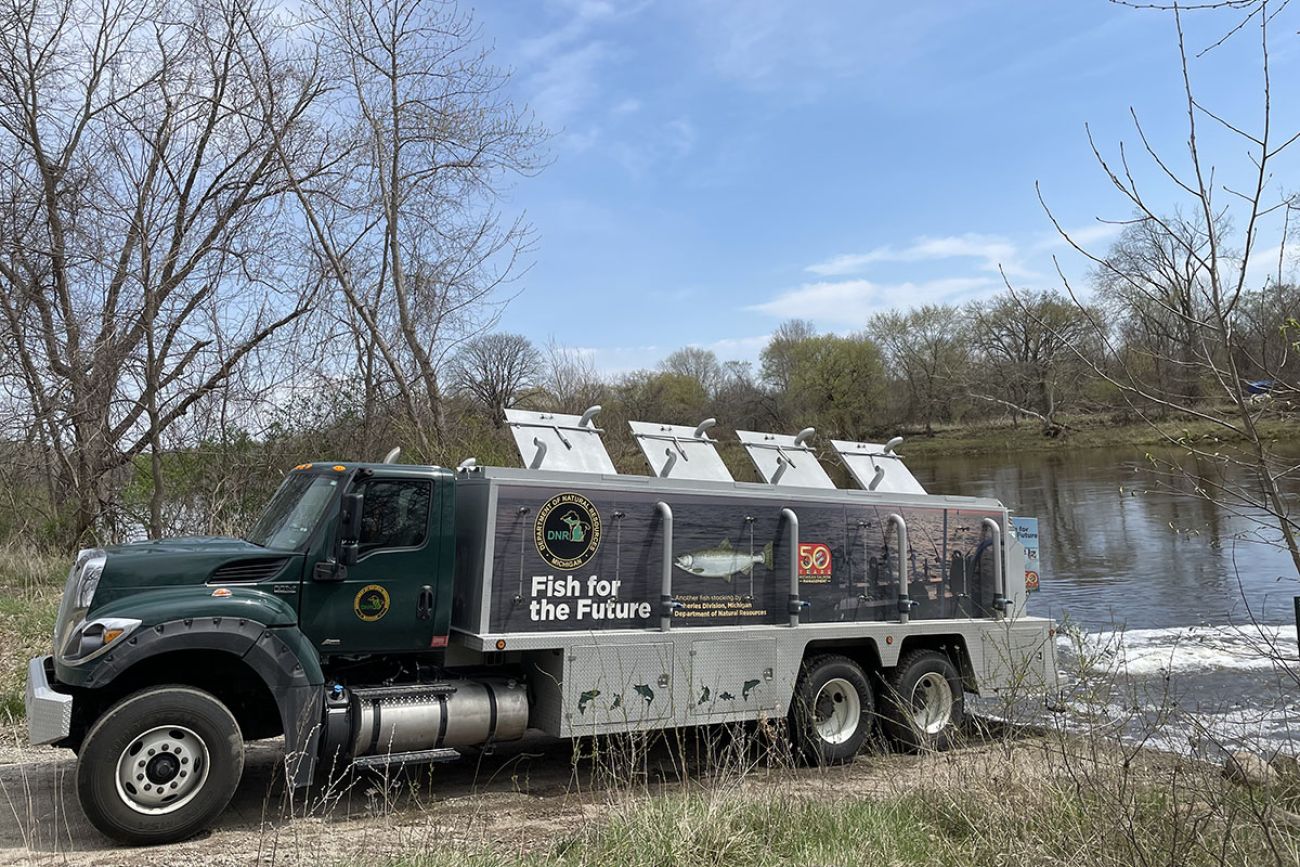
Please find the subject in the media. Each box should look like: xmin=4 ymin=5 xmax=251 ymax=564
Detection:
xmin=910 ymin=446 xmax=1300 ymax=756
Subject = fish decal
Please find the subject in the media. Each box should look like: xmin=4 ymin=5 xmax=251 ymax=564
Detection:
xmin=742 ymin=679 xmax=761 ymax=700
xmin=674 ymin=539 xmax=774 ymax=581
xmin=634 ymin=684 xmax=655 ymax=704
xmin=578 ymin=689 xmax=601 ymax=714
xmin=697 ymin=685 xmax=711 ymax=705
xmin=718 ymin=691 xmax=735 ymax=701
xmin=610 ymin=694 xmax=623 ymax=710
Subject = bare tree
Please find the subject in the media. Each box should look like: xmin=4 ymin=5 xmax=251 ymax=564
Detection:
xmin=0 ymin=0 xmax=326 ymax=543
xmin=870 ymin=304 xmax=970 ymax=435
xmin=271 ymin=0 xmax=546 ymax=462
xmin=967 ymin=291 xmax=1098 ymax=434
xmin=448 ymin=332 xmax=542 ymax=424
xmin=541 ymin=340 xmax=604 ymax=413
xmin=1039 ymin=1 xmax=1300 ymax=580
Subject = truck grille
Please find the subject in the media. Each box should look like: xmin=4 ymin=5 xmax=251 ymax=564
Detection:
xmin=210 ymin=557 xmax=290 ymax=583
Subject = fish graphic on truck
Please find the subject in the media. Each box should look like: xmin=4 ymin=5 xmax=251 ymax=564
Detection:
xmin=674 ymin=539 xmax=774 ymax=580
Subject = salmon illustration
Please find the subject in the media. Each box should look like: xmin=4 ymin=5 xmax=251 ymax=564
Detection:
xmin=674 ymin=539 xmax=774 ymax=581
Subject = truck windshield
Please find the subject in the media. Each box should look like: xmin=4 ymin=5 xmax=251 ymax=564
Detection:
xmin=245 ymin=474 xmax=340 ymax=550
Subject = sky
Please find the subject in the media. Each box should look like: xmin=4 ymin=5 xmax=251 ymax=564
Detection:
xmin=471 ymin=0 xmax=1300 ymax=374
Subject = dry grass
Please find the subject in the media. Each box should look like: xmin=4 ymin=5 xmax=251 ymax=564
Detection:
xmin=0 ymin=546 xmax=64 ymax=733
xmin=898 ymin=413 xmax=1300 ymax=458
xmin=357 ymin=729 xmax=1300 ymax=867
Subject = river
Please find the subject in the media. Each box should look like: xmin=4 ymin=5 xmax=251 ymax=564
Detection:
xmin=910 ymin=446 xmax=1300 ymax=756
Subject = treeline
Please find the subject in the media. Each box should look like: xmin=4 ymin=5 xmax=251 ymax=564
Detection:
xmin=7 ymin=270 xmax=1299 ymax=549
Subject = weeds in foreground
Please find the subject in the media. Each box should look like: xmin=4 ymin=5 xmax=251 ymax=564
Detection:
xmin=0 ymin=546 xmax=64 ymax=729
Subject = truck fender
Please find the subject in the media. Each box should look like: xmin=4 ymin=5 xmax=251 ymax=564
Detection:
xmin=70 ymin=614 xmax=326 ymax=788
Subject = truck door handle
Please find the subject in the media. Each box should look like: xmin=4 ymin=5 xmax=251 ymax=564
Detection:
xmin=417 ymin=585 xmax=433 ymax=620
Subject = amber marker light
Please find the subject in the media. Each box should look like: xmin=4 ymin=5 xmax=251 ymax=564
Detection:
xmin=211 ymin=588 xmax=233 ymax=598
xmin=333 ymin=465 xmax=346 ymax=472
xmin=495 ymin=639 xmax=507 ymax=651
xmin=885 ymin=635 xmax=894 ymax=645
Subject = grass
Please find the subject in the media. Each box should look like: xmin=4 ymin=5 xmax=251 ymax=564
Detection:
xmin=897 ymin=413 xmax=1300 ymax=458
xmin=0 ymin=546 xmax=65 ymax=730
xmin=366 ymin=758 xmax=1300 ymax=867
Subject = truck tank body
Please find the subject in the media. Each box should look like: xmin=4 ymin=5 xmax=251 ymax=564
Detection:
xmin=451 ymin=468 xmax=1006 ymax=636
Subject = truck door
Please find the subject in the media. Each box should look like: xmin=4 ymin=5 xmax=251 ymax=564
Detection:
xmin=299 ymin=475 xmax=440 ymax=653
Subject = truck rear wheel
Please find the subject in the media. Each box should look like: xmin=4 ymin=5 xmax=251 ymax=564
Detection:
xmin=881 ymin=650 xmax=964 ymax=752
xmin=789 ymin=655 xmax=874 ymax=764
xmin=76 ymin=686 xmax=244 ymax=845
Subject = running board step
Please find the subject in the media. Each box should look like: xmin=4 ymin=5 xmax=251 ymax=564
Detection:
xmin=352 ymin=748 xmax=461 ymax=769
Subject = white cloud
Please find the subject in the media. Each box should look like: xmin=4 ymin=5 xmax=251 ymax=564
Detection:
xmin=703 ymin=334 xmax=770 ymax=359
xmin=571 ymin=343 xmax=665 ymax=375
xmin=664 ymin=117 xmax=696 ymax=158
xmin=749 ymin=277 xmax=996 ymax=327
xmin=676 ymin=0 xmax=960 ymax=95
xmin=526 ymin=40 xmax=613 ymax=128
xmin=519 ymin=0 xmax=617 ymax=62
xmin=1034 ymin=222 xmax=1125 ymax=251
xmin=611 ymin=97 xmax=642 ymax=115
xmin=1240 ymin=243 xmax=1299 ymax=290
xmin=807 ymin=233 xmax=1037 ymax=280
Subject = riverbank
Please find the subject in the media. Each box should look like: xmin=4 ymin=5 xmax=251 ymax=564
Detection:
xmin=896 ymin=414 xmax=1299 ymax=458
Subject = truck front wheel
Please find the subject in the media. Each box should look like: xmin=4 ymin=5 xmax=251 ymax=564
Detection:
xmin=789 ymin=655 xmax=875 ymax=764
xmin=76 ymin=686 xmax=245 ymax=845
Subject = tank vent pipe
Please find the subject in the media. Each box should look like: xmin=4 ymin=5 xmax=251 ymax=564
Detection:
xmin=656 ymin=502 xmax=679 ymax=631
xmin=529 ymin=437 xmax=548 ymax=469
xmin=887 ymin=513 xmax=911 ymax=624
xmin=782 ymin=508 xmax=805 ymax=626
xmin=983 ymin=517 xmax=1005 ymax=619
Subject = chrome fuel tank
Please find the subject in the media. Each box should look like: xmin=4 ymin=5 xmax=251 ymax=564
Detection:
xmin=350 ymin=678 xmax=527 ymax=756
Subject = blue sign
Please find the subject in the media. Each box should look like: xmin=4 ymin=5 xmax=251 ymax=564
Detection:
xmin=1011 ymin=516 xmax=1040 ymax=592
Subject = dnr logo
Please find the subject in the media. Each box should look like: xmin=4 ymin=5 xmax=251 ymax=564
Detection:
xmin=535 ymin=492 xmax=602 ymax=571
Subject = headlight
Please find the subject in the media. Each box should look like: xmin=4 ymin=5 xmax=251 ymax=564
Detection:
xmin=75 ymin=555 xmax=106 ymax=608
xmin=60 ymin=616 xmax=141 ymax=665
xmin=53 ymin=548 xmax=107 ymax=658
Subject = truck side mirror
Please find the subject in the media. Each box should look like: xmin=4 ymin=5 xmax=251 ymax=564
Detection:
xmin=338 ymin=492 xmax=364 ymax=566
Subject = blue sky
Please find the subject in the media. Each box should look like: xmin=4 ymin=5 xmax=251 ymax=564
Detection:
xmin=473 ymin=0 xmax=1300 ymax=373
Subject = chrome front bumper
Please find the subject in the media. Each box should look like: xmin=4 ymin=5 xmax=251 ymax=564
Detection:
xmin=25 ymin=656 xmax=72 ymax=746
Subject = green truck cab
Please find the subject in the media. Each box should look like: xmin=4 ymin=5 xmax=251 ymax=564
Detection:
xmin=28 ymin=462 xmax=480 ymax=845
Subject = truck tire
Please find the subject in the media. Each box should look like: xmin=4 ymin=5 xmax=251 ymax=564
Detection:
xmin=76 ymin=686 xmax=244 ymax=845
xmin=881 ymin=650 xmax=964 ymax=752
xmin=789 ymin=655 xmax=874 ymax=764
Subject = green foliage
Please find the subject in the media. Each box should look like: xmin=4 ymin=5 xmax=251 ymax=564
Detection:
xmin=783 ymin=333 xmax=887 ymax=440
xmin=613 ymin=371 xmax=710 ymax=423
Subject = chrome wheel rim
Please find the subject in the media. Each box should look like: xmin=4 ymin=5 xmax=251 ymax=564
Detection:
xmin=812 ymin=677 xmax=861 ymax=745
xmin=909 ymin=672 xmax=954 ymax=735
xmin=115 ymin=725 xmax=210 ymax=815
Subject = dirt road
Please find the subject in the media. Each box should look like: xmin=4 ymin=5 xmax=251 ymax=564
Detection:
xmin=0 ymin=731 xmax=1047 ymax=867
